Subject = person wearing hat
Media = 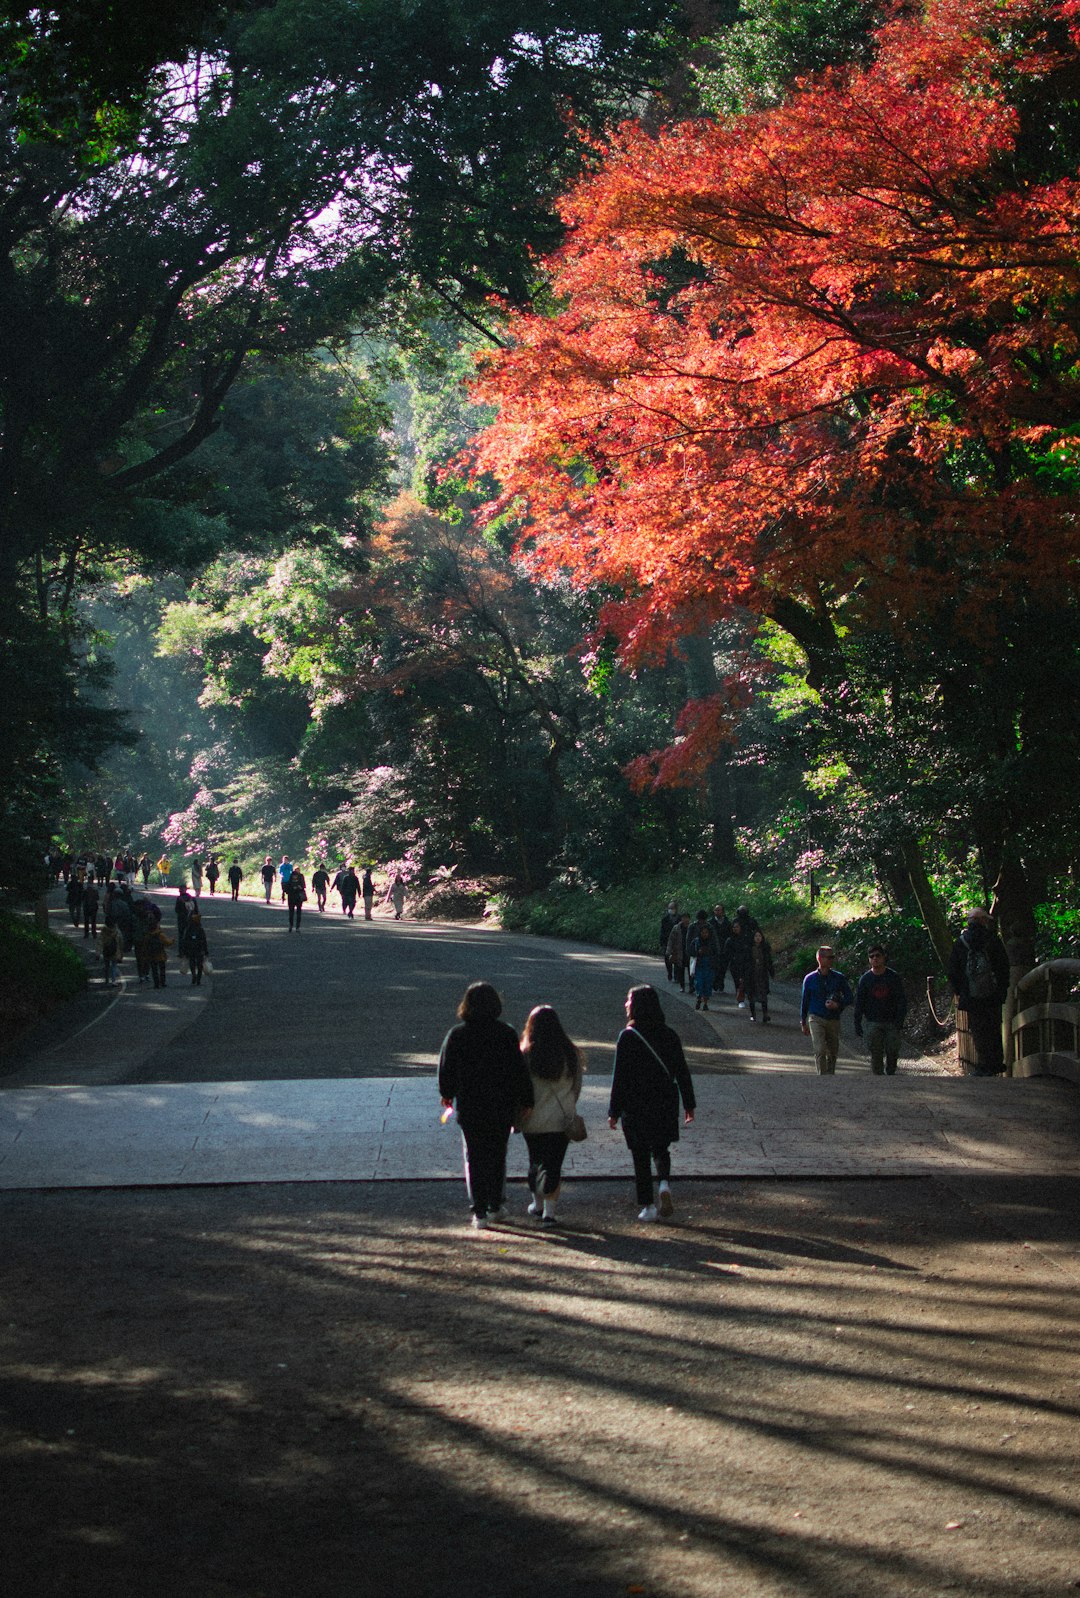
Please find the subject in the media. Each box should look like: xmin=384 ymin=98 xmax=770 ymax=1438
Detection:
xmin=947 ymin=909 xmax=1010 ymax=1075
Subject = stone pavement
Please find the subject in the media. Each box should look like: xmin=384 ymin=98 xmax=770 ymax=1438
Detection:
xmin=1 ymin=1071 xmax=1077 ymax=1189
xmin=2 ymin=899 xmax=1076 ymax=1189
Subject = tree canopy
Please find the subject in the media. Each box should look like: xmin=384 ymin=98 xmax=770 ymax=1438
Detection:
xmin=472 ymin=0 xmax=1080 ymax=957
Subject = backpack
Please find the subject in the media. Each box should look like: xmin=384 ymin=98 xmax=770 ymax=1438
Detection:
xmin=965 ymin=942 xmax=998 ymax=1000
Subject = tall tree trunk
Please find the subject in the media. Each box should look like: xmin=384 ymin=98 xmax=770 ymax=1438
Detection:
xmin=898 ymin=839 xmax=953 ymax=969
xmin=990 ymin=854 xmax=1038 ymax=977
xmin=681 ymin=632 xmax=739 ymax=866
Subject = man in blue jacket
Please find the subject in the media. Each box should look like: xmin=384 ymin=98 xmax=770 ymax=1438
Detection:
xmin=853 ymin=945 xmax=907 ymax=1076
xmin=800 ymin=946 xmax=854 ymax=1074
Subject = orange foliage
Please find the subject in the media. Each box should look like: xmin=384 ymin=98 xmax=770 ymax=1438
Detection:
xmin=471 ymin=0 xmax=1080 ymax=675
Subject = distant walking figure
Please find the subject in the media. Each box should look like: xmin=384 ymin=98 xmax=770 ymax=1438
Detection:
xmin=438 ymin=982 xmax=533 ymax=1231
xmin=227 ymin=861 xmax=243 ymax=901
xmin=386 ymin=872 xmax=406 ymax=919
xmin=746 ymin=928 xmax=775 ymax=1024
xmin=205 ymin=857 xmax=219 ymax=895
xmin=260 ymin=857 xmax=276 ymax=903
xmin=609 ymin=985 xmax=695 ymax=1222
xmin=312 ymin=865 xmax=330 ymax=911
xmin=520 ymin=1005 xmax=583 ymax=1227
xmin=286 ymin=868 xmax=308 ymax=931
xmin=362 ymin=868 xmax=374 ymax=920
xmin=181 ymin=907 xmax=209 ymax=984
xmin=334 ymin=865 xmax=359 ymax=917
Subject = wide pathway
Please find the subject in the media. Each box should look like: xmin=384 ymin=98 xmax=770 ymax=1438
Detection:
xmin=2 ymin=887 xmax=1076 ymax=1190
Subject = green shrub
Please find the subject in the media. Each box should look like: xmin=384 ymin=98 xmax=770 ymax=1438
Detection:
xmin=0 ymin=911 xmax=87 ymax=1039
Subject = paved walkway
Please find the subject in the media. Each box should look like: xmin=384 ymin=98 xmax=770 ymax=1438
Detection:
xmin=1 ymin=1072 xmax=1076 ymax=1189
xmin=2 ymin=897 xmax=1076 ymax=1189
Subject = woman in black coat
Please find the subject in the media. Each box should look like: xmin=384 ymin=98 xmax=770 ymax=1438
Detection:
xmin=439 ymin=982 xmax=534 ymax=1230
xmin=608 ymin=985 xmax=695 ymax=1223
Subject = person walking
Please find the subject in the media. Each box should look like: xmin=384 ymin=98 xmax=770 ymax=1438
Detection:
xmin=948 ymin=910 xmax=1010 ymax=1076
xmin=386 ymin=871 xmax=406 ymax=919
xmin=361 ymin=867 xmax=375 ymax=920
xmin=260 ymin=856 xmax=276 ymax=903
xmin=190 ymin=857 xmax=203 ymax=899
xmin=227 ymin=860 xmax=243 ymax=901
xmin=746 ymin=928 xmax=775 ymax=1023
xmin=66 ymin=873 xmax=84 ymax=928
xmin=156 ymin=853 xmax=170 ymax=885
xmin=687 ymin=910 xmax=718 ymax=1011
xmin=520 ymin=1005 xmax=583 ymax=1227
xmin=438 ymin=982 xmax=533 ymax=1231
xmin=82 ymin=880 xmax=99 ymax=940
xmin=180 ymin=907 xmax=209 ymax=984
xmin=609 ymin=985 xmax=695 ymax=1222
xmin=286 ymin=866 xmax=308 ymax=931
xmin=131 ymin=898 xmax=153 ymax=984
xmin=174 ymin=885 xmax=193 ymax=946
xmin=205 ymin=856 xmax=220 ymax=896
xmin=659 ymin=900 xmax=679 ymax=983
xmin=147 ymin=921 xmax=173 ymax=988
xmin=800 ymin=946 xmax=854 ymax=1073
xmin=312 ymin=864 xmax=330 ymax=911
xmin=708 ymin=904 xmax=733 ymax=994
xmin=724 ymin=919 xmax=752 ymax=1008
xmin=279 ymin=856 xmax=293 ymax=902
xmin=99 ymin=922 xmax=123 ymax=987
xmin=138 ymin=853 xmax=151 ymax=887
xmin=334 ymin=864 xmax=359 ymax=917
xmin=853 ymin=945 xmax=908 ymax=1074
xmin=665 ymin=911 xmax=691 ymax=993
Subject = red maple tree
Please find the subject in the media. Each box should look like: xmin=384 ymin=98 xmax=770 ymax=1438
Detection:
xmin=470 ymin=0 xmax=1080 ymax=955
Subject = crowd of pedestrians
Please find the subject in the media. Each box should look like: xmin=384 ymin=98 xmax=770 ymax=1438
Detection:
xmin=660 ymin=896 xmax=1013 ymax=1079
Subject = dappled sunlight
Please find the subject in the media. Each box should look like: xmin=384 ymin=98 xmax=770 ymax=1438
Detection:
xmin=3 ymin=1177 xmax=1078 ymax=1596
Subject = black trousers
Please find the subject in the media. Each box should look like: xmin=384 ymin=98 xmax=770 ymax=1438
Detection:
xmin=288 ymin=902 xmax=303 ymax=929
xmin=627 ymin=1138 xmax=671 ymax=1206
xmin=966 ymin=999 xmax=1005 ymax=1074
xmin=524 ymin=1131 xmax=569 ymax=1197
xmin=461 ymin=1127 xmax=510 ymax=1217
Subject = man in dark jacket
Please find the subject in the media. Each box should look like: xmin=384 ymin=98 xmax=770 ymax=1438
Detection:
xmin=853 ymin=945 xmax=908 ymax=1075
xmin=708 ymin=903 xmax=732 ymax=993
xmin=948 ymin=910 xmax=1010 ymax=1075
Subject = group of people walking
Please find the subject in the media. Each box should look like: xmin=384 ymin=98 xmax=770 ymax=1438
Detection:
xmin=438 ymin=981 xmax=695 ymax=1230
xmin=660 ymin=902 xmax=775 ymax=1019
xmin=660 ymin=896 xmax=1013 ymax=1079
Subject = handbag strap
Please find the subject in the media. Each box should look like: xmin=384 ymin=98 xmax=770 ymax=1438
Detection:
xmin=627 ymin=1026 xmax=675 ymax=1084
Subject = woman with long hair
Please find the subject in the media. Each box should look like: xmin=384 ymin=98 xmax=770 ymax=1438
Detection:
xmin=438 ymin=982 xmax=534 ymax=1230
xmin=609 ymin=985 xmax=695 ymax=1222
xmin=520 ymin=1005 xmax=583 ymax=1227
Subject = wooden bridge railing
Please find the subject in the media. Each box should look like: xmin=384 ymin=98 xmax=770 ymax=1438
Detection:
xmin=1006 ymin=959 xmax=1080 ymax=1084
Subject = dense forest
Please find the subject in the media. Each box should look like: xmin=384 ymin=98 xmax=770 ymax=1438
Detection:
xmin=3 ymin=0 xmax=1079 ymax=971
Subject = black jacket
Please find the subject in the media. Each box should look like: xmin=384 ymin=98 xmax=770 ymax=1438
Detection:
xmin=609 ymin=1024 xmax=695 ymax=1145
xmin=948 ymin=925 xmax=1010 ymax=1007
xmin=438 ymin=1018 xmax=534 ymax=1134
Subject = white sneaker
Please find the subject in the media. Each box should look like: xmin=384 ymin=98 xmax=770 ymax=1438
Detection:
xmin=471 ymin=1214 xmax=489 ymax=1230
xmin=738 ymin=1000 xmax=747 ymax=1009
xmin=527 ymin=1201 xmax=541 ymax=1217
xmin=637 ymin=1205 xmax=658 ymax=1222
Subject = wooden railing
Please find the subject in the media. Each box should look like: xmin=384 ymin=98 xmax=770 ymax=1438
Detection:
xmin=1007 ymin=959 xmax=1080 ymax=1084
